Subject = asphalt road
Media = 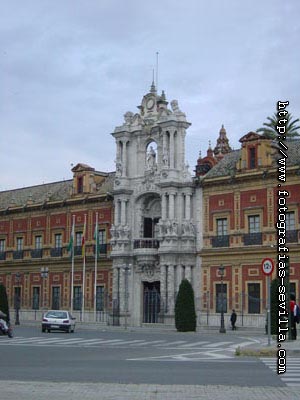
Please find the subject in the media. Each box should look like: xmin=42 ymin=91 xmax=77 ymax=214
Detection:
xmin=0 ymin=326 xmax=283 ymax=387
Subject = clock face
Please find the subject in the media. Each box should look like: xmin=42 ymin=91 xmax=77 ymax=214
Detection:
xmin=146 ymin=98 xmax=155 ymax=110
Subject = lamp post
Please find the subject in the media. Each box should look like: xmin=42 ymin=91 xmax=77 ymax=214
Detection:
xmin=122 ymin=264 xmax=131 ymax=330
xmin=219 ymin=265 xmax=226 ymax=333
xmin=40 ymin=267 xmax=49 ymax=309
xmin=15 ymin=272 xmax=21 ymax=325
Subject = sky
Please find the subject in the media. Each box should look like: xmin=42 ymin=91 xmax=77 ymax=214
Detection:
xmin=0 ymin=0 xmax=299 ymax=191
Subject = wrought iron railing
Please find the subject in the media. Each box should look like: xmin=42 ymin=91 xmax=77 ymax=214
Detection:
xmin=13 ymin=250 xmax=24 ymax=259
xmin=286 ymin=230 xmax=299 ymax=243
xmin=212 ymin=235 xmax=230 ymax=248
xmin=133 ymin=239 xmax=159 ymax=249
xmin=50 ymin=247 xmax=63 ymax=257
xmin=31 ymin=249 xmax=43 ymax=258
xmin=243 ymin=232 xmax=262 ymax=245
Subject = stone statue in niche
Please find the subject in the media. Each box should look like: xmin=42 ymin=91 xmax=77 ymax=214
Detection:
xmin=146 ymin=146 xmax=156 ymax=169
xmin=162 ymin=148 xmax=169 ymax=166
xmin=115 ymin=159 xmax=123 ymax=176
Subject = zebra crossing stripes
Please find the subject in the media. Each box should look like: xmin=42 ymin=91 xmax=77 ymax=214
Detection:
xmin=0 ymin=336 xmax=256 ymax=351
xmin=261 ymin=358 xmax=300 ymax=386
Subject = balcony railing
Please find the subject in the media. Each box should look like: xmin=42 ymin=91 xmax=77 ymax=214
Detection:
xmin=31 ymin=249 xmax=43 ymax=258
xmin=243 ymin=232 xmax=262 ymax=245
xmin=93 ymin=244 xmax=108 ymax=255
xmin=286 ymin=230 xmax=299 ymax=243
xmin=13 ymin=250 xmax=24 ymax=259
xmin=133 ymin=239 xmax=159 ymax=249
xmin=74 ymin=246 xmax=83 ymax=256
xmin=212 ymin=235 xmax=230 ymax=248
xmin=50 ymin=247 xmax=63 ymax=257
xmin=0 ymin=252 xmax=6 ymax=261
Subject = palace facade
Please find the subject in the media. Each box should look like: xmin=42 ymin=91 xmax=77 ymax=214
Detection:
xmin=1 ymin=84 xmax=299 ymax=328
xmin=0 ymin=163 xmax=114 ymax=322
xmin=197 ymin=132 xmax=300 ymax=327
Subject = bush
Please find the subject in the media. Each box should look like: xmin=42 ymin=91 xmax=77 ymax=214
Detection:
xmin=270 ymin=278 xmax=280 ymax=335
xmin=0 ymin=284 xmax=10 ymax=323
xmin=175 ymin=279 xmax=196 ymax=332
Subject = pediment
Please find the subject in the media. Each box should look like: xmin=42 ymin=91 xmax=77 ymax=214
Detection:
xmin=239 ymin=132 xmax=264 ymax=143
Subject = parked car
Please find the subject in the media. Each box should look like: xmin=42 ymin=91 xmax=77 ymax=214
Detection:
xmin=42 ymin=310 xmax=76 ymax=333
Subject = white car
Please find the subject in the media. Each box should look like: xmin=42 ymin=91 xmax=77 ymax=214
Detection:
xmin=42 ymin=310 xmax=76 ymax=333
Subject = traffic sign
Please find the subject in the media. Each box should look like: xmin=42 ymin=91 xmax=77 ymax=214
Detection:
xmin=261 ymin=258 xmax=274 ymax=276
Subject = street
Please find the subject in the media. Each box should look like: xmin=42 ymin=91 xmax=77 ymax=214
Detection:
xmin=0 ymin=326 xmax=285 ymax=387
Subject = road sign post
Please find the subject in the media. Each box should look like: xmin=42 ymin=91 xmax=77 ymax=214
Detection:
xmin=261 ymin=258 xmax=274 ymax=346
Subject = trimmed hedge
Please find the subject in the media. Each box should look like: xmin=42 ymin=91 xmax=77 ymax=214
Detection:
xmin=175 ymin=279 xmax=196 ymax=332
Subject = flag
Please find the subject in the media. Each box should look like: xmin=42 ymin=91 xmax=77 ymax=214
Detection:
xmin=94 ymin=217 xmax=99 ymax=257
xmin=67 ymin=217 xmax=75 ymax=256
xmin=82 ymin=215 xmax=86 ymax=257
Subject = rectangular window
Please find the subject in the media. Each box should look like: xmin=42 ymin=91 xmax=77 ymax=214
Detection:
xmin=0 ymin=239 xmax=5 ymax=252
xmin=286 ymin=212 xmax=295 ymax=231
xmin=35 ymin=235 xmax=42 ymax=249
xmin=96 ymin=286 xmax=105 ymax=311
xmin=77 ymin=177 xmax=83 ymax=193
xmin=76 ymin=232 xmax=83 ymax=247
xmin=73 ymin=286 xmax=82 ymax=311
xmin=52 ymin=287 xmax=60 ymax=310
xmin=216 ymin=283 xmax=227 ymax=313
xmin=249 ymin=147 xmax=257 ymax=169
xmin=217 ymin=218 xmax=227 ymax=236
xmin=290 ymin=282 xmax=296 ymax=299
xmin=54 ymin=234 xmax=62 ymax=248
xmin=16 ymin=237 xmax=23 ymax=251
xmin=32 ymin=287 xmax=40 ymax=310
xmin=248 ymin=215 xmax=260 ymax=233
xmin=248 ymin=283 xmax=261 ymax=314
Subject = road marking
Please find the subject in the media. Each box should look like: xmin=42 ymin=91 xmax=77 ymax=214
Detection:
xmin=261 ymin=357 xmax=300 ymax=386
xmin=203 ymin=341 xmax=233 ymax=348
xmin=155 ymin=340 xmax=187 ymax=347
xmin=179 ymin=341 xmax=210 ymax=348
xmin=129 ymin=340 xmax=165 ymax=346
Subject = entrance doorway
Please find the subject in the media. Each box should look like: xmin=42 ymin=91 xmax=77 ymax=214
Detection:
xmin=143 ymin=281 xmax=162 ymax=323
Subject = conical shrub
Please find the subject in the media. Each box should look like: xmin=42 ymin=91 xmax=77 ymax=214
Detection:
xmin=175 ymin=279 xmax=196 ymax=332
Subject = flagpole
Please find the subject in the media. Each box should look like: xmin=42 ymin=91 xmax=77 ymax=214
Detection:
xmin=82 ymin=214 xmax=87 ymax=322
xmin=70 ymin=215 xmax=75 ymax=314
xmin=94 ymin=212 xmax=98 ymax=322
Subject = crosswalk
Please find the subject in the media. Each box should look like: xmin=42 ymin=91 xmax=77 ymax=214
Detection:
xmin=0 ymin=335 xmax=255 ymax=351
xmin=261 ymin=358 xmax=300 ymax=386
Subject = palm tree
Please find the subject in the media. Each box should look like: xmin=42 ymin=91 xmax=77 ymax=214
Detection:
xmin=257 ymin=112 xmax=300 ymax=139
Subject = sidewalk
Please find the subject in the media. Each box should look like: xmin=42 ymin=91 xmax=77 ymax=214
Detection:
xmin=0 ymin=381 xmax=299 ymax=400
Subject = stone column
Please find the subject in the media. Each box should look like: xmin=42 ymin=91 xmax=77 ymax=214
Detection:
xmin=161 ymin=193 xmax=167 ymax=220
xmin=185 ymin=193 xmax=191 ymax=220
xmin=169 ymin=130 xmax=175 ymax=169
xmin=160 ymin=265 xmax=167 ymax=314
xmin=122 ymin=140 xmax=127 ymax=177
xmin=169 ymin=192 xmax=175 ymax=220
xmin=114 ymin=200 xmax=120 ymax=226
xmin=168 ymin=265 xmax=175 ymax=314
xmin=121 ymin=200 xmax=127 ymax=225
xmin=185 ymin=265 xmax=192 ymax=283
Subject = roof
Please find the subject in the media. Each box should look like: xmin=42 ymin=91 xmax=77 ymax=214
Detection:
xmin=0 ymin=172 xmax=115 ymax=211
xmin=202 ymin=139 xmax=300 ymax=180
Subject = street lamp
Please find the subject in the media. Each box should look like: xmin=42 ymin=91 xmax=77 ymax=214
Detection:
xmin=40 ymin=267 xmax=49 ymax=309
xmin=122 ymin=264 xmax=131 ymax=329
xmin=15 ymin=272 xmax=21 ymax=325
xmin=218 ymin=265 xmax=226 ymax=334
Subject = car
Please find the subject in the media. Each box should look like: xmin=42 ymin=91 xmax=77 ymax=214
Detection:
xmin=42 ymin=310 xmax=76 ymax=333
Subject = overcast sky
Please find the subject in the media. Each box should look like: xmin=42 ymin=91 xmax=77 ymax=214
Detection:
xmin=1 ymin=0 xmax=299 ymax=191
